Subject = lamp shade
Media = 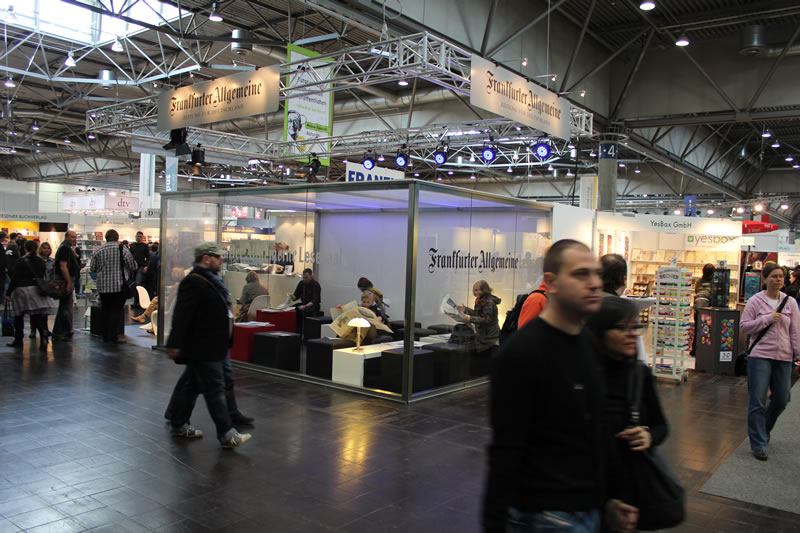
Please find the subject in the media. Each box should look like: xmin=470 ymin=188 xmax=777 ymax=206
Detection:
xmin=348 ymin=317 xmax=370 ymax=328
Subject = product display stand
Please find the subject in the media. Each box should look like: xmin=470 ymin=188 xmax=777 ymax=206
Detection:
xmin=650 ymin=262 xmax=691 ymax=383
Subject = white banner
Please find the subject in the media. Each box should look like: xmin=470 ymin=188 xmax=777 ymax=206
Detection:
xmin=344 ymin=163 xmax=404 ymax=182
xmin=139 ymin=153 xmax=156 ymax=211
xmin=579 ymin=175 xmax=597 ymax=210
xmin=165 ymin=156 xmax=178 ymax=192
xmin=597 ymin=212 xmax=741 ymax=236
xmin=470 ymin=54 xmax=571 ymax=140
xmin=63 ymin=194 xmax=139 ymax=212
xmin=0 ymin=212 xmax=69 ymax=223
xmin=284 ymin=44 xmax=334 ymax=166
xmin=157 ymin=66 xmax=280 ymax=131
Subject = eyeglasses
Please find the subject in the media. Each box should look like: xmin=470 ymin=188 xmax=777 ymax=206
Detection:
xmin=610 ymin=323 xmax=646 ymax=335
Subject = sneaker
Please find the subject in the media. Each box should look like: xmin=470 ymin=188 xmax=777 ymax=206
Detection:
xmin=752 ymin=449 xmax=768 ymax=461
xmin=171 ymin=424 xmax=203 ymax=438
xmin=220 ymin=430 xmax=251 ymax=449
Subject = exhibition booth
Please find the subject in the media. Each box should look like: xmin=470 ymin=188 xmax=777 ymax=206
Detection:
xmin=157 ymin=180 xmax=551 ymax=402
xmin=595 ymin=212 xmax=742 ymax=304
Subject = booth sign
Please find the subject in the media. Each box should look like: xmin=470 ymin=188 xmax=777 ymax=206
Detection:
xmin=157 ymin=66 xmax=280 ymax=131
xmin=470 ymin=55 xmax=570 ymax=140
xmin=344 ymin=163 xmax=404 ymax=182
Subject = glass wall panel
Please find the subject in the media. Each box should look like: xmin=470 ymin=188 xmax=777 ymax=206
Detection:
xmin=413 ymin=186 xmax=550 ymax=396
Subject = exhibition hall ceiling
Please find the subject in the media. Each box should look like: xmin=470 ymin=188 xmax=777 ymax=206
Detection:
xmin=0 ymin=0 xmax=797 ymax=221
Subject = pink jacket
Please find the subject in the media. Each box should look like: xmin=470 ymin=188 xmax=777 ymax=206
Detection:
xmin=740 ymin=291 xmax=800 ymax=362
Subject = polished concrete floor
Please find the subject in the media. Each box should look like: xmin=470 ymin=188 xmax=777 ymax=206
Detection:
xmin=0 ymin=314 xmax=798 ymax=532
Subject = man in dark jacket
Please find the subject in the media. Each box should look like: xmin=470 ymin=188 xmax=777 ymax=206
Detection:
xmin=129 ymin=231 xmax=150 ymax=306
xmin=292 ymin=268 xmax=321 ymax=334
xmin=166 ymin=242 xmax=252 ymax=448
xmin=482 ymin=239 xmax=638 ymax=533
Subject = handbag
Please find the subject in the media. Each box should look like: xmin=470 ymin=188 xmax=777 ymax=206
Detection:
xmin=2 ymin=304 xmax=13 ymax=337
xmin=626 ymin=363 xmax=686 ymax=531
xmin=734 ymin=295 xmax=789 ymax=377
xmin=118 ymin=245 xmax=136 ymax=299
xmin=450 ymin=322 xmax=476 ymax=345
xmin=22 ymin=257 xmax=68 ymax=298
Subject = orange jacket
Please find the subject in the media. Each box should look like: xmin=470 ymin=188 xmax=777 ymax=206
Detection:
xmin=518 ymin=282 xmax=548 ymax=329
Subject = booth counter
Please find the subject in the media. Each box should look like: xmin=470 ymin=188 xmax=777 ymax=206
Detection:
xmin=157 ymin=180 xmax=551 ymax=403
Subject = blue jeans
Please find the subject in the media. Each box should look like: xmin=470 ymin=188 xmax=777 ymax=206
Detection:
xmin=747 ymin=357 xmax=792 ymax=452
xmin=509 ymin=508 xmax=601 ymax=532
xmin=52 ymin=295 xmax=73 ymax=338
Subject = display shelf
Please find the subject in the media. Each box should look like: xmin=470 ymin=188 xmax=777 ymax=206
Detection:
xmin=649 ymin=265 xmax=691 ymax=383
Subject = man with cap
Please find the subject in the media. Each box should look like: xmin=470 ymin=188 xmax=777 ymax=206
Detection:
xmin=166 ymin=242 xmax=252 ymax=448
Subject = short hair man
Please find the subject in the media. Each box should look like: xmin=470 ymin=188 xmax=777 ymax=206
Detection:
xmin=166 ymin=242 xmax=251 ymax=448
xmin=483 ymin=239 xmax=638 ymax=533
xmin=89 ymin=229 xmax=137 ymax=343
xmin=52 ymin=230 xmax=80 ymax=341
xmin=291 ymin=268 xmax=321 ymax=335
xmin=600 ymin=253 xmax=628 ymax=297
xmin=129 ymin=231 xmax=150 ymax=306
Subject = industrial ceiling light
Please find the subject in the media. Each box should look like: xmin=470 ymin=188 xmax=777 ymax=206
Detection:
xmin=634 ymin=167 xmax=641 ymax=174
xmin=736 ymin=206 xmax=745 ymax=214
xmin=397 ymin=80 xmax=409 ymax=86
xmin=63 ymin=138 xmax=71 ymax=143
xmin=395 ymin=152 xmax=408 ymax=167
xmin=639 ymin=1 xmax=656 ymax=10
xmin=433 ymin=147 xmax=448 ymax=165
xmin=674 ymin=208 xmax=682 ymax=215
xmin=506 ymin=166 xmax=513 ymax=173
xmin=64 ymin=51 xmax=77 ymax=68
xmin=533 ymin=141 xmax=550 ymax=159
xmin=589 ymin=149 xmax=597 ymax=157
xmin=521 ymin=57 xmax=528 ymax=67
xmin=675 ymin=33 xmax=690 ymax=47
xmin=111 ymin=38 xmax=124 ymax=52
xmin=308 ymin=154 xmax=321 ymax=174
xmin=794 ymin=164 xmax=800 ymax=169
xmin=377 ymin=154 xmax=385 ymax=162
xmin=31 ymin=121 xmax=39 ymax=131
xmin=4 ymin=78 xmax=15 ymax=88
xmin=87 ymin=133 xmax=96 ymax=139
xmin=754 ymin=203 xmax=764 ymax=212
xmin=781 ymin=203 xmax=790 ymax=210
xmin=762 ymin=129 xmax=772 ymax=138
xmin=580 ymin=89 xmax=586 ymax=97
xmin=208 ymin=3 xmax=223 ymax=22
xmin=470 ymin=175 xmax=476 ymax=180
xmin=771 ymin=141 xmax=780 ymax=148
xmin=786 ymin=155 xmax=795 ymax=162
xmin=706 ymin=208 xmax=715 ymax=215
xmin=191 ymin=145 xmax=205 ymax=166
xmin=481 ymin=144 xmax=496 ymax=163
xmin=362 ymin=153 xmax=375 ymax=170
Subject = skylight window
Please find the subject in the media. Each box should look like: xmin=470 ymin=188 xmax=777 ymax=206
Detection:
xmin=2 ymin=0 xmax=183 ymax=46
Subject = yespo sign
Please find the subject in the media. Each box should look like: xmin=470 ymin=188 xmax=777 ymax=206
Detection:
xmin=344 ymin=162 xmax=404 ymax=182
xmin=470 ymin=55 xmax=571 ymax=140
xmin=686 ymin=234 xmax=740 ymax=248
xmin=157 ymin=66 xmax=280 ymax=131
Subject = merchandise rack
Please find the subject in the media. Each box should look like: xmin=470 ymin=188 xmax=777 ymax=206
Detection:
xmin=650 ymin=264 xmax=692 ymax=383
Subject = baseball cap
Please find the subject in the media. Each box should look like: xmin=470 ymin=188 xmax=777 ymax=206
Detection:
xmin=194 ymin=242 xmax=223 ymax=257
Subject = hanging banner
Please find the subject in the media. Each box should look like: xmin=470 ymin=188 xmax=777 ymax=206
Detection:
xmin=579 ymin=175 xmax=597 ymax=210
xmin=284 ymin=43 xmax=334 ymax=166
xmin=470 ymin=54 xmax=571 ymax=140
xmin=139 ymin=153 xmax=156 ymax=211
xmin=157 ymin=66 xmax=280 ymax=131
xmin=345 ymin=163 xmax=404 ymax=182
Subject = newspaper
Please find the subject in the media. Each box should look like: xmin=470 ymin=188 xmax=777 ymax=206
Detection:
xmin=270 ymin=294 xmax=302 ymax=310
xmin=441 ymin=295 xmax=469 ymax=323
xmin=330 ymin=301 xmax=393 ymax=339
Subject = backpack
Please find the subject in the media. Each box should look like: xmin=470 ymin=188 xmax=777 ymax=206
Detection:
xmin=500 ymin=289 xmax=546 ymax=344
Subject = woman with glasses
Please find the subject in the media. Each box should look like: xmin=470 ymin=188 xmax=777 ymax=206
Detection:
xmin=587 ymin=297 xmax=669 ymax=520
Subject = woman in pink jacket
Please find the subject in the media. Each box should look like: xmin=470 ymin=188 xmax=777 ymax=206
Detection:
xmin=740 ymin=263 xmax=800 ymax=461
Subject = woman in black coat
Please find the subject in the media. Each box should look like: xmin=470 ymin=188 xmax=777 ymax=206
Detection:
xmin=6 ymin=240 xmax=56 ymax=350
xmin=587 ymin=296 xmax=669 ymax=524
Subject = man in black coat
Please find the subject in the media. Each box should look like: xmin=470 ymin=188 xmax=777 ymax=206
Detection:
xmin=292 ymin=268 xmax=321 ymax=334
xmin=166 ymin=242 xmax=252 ymax=448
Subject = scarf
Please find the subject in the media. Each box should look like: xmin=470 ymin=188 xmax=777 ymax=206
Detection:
xmin=191 ymin=264 xmax=231 ymax=312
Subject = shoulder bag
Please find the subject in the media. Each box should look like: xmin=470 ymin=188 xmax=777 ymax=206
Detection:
xmin=119 ymin=245 xmax=136 ymax=299
xmin=23 ymin=257 xmax=68 ymax=298
xmin=734 ymin=295 xmax=789 ymax=377
xmin=626 ymin=363 xmax=686 ymax=531
xmin=2 ymin=303 xmax=13 ymax=336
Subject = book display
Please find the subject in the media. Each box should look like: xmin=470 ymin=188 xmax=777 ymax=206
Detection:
xmin=651 ymin=265 xmax=692 ymax=382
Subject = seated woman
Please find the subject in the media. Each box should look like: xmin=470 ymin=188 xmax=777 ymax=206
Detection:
xmin=360 ymin=290 xmax=386 ymax=324
xmin=235 ymin=271 xmax=269 ymax=322
xmin=131 ymin=297 xmax=158 ymax=323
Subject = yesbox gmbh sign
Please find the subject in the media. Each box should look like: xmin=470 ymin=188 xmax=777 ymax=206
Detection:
xmin=344 ymin=163 xmax=404 ymax=182
xmin=470 ymin=55 xmax=570 ymax=140
xmin=157 ymin=66 xmax=280 ymax=131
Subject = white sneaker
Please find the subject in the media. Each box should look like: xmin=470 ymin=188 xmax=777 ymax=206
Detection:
xmin=220 ymin=430 xmax=251 ymax=448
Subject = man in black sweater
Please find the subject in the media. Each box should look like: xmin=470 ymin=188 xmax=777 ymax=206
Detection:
xmin=483 ymin=239 xmax=638 ymax=533
xmin=129 ymin=231 xmax=150 ymax=306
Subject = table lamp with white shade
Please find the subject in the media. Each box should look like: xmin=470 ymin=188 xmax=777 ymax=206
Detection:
xmin=347 ymin=317 xmax=371 ymax=351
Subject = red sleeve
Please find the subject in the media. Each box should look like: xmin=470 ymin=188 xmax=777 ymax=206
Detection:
xmin=518 ymin=294 xmax=546 ymax=328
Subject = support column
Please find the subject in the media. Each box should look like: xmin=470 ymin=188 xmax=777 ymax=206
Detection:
xmin=139 ymin=153 xmax=156 ymax=210
xmin=165 ymin=156 xmax=178 ymax=192
xmin=597 ymin=141 xmax=618 ymax=211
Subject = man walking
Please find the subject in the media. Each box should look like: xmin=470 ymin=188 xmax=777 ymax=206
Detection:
xmin=89 ymin=229 xmax=136 ymax=343
xmin=129 ymin=231 xmax=150 ymax=306
xmin=482 ymin=239 xmax=638 ymax=533
xmin=52 ymin=230 xmax=80 ymax=341
xmin=166 ymin=242 xmax=251 ymax=448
